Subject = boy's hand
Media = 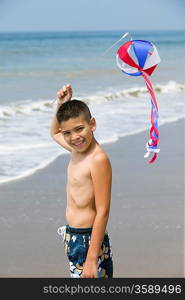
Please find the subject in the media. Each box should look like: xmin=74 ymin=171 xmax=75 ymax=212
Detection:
xmin=56 ymin=84 xmax=72 ymax=106
xmin=81 ymin=259 xmax=98 ymax=278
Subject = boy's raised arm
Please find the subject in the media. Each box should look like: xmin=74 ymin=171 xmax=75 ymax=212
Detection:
xmin=50 ymin=85 xmax=73 ymax=152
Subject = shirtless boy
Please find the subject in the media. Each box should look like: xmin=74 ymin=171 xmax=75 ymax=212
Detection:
xmin=50 ymin=84 xmax=113 ymax=278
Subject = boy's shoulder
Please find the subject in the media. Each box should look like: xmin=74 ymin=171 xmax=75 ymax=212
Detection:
xmin=89 ymin=145 xmax=112 ymax=178
xmin=91 ymin=145 xmax=111 ymax=166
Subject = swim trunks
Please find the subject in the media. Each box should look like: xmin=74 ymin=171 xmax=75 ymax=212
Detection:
xmin=57 ymin=225 xmax=113 ymax=278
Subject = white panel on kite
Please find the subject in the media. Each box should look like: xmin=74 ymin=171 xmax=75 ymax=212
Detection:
xmin=116 ymin=55 xmax=139 ymax=74
xmin=143 ymin=45 xmax=161 ymax=70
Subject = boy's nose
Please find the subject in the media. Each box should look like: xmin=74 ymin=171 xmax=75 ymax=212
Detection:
xmin=71 ymin=132 xmax=80 ymax=141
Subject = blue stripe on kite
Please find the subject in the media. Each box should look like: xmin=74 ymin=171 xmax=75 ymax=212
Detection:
xmin=133 ymin=40 xmax=152 ymax=69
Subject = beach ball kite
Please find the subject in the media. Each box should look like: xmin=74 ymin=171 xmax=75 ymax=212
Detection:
xmin=116 ymin=40 xmax=161 ymax=163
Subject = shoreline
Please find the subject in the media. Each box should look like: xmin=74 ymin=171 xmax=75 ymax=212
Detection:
xmin=0 ymin=119 xmax=184 ymax=277
xmin=1 ymin=116 xmax=184 ymax=186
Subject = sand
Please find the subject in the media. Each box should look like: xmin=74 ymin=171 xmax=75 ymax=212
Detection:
xmin=0 ymin=119 xmax=184 ymax=277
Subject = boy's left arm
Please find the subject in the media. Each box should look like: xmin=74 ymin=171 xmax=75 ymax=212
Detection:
xmin=81 ymin=153 xmax=112 ymax=278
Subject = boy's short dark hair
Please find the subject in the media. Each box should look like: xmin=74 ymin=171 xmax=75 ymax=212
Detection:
xmin=56 ymin=99 xmax=92 ymax=124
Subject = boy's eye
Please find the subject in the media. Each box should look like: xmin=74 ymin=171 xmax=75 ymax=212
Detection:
xmin=76 ymin=127 xmax=83 ymax=132
xmin=63 ymin=131 xmax=70 ymax=136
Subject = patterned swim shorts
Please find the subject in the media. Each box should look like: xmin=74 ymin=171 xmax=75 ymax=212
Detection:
xmin=57 ymin=225 xmax=113 ymax=278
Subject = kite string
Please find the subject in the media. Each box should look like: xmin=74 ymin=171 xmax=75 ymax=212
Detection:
xmin=101 ymin=32 xmax=130 ymax=56
xmin=51 ymin=32 xmax=130 ymax=104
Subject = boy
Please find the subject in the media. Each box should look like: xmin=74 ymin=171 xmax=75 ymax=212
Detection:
xmin=50 ymin=84 xmax=113 ymax=278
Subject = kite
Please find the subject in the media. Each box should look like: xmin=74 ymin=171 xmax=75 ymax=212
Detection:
xmin=116 ymin=39 xmax=160 ymax=163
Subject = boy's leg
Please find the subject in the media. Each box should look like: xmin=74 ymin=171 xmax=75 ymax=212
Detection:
xmin=59 ymin=226 xmax=113 ymax=278
xmin=63 ymin=226 xmax=91 ymax=278
xmin=98 ymin=233 xmax=113 ymax=278
xmin=58 ymin=226 xmax=82 ymax=277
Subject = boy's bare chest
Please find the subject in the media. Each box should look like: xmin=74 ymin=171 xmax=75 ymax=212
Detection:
xmin=67 ymin=159 xmax=91 ymax=187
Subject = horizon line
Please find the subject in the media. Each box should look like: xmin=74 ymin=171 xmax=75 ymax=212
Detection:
xmin=0 ymin=28 xmax=184 ymax=34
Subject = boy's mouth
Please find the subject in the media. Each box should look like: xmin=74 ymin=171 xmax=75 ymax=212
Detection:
xmin=72 ymin=140 xmax=85 ymax=149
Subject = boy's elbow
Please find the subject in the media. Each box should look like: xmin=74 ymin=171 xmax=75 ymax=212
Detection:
xmin=50 ymin=127 xmax=55 ymax=137
xmin=50 ymin=131 xmax=55 ymax=140
xmin=50 ymin=133 xmax=59 ymax=145
xmin=50 ymin=130 xmax=58 ymax=139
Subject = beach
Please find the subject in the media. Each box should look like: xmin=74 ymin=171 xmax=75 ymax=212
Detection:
xmin=0 ymin=118 xmax=184 ymax=278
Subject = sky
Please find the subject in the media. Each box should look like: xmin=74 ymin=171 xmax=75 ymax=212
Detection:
xmin=0 ymin=0 xmax=185 ymax=32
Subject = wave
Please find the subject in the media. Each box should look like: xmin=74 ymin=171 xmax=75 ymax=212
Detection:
xmin=0 ymin=99 xmax=53 ymax=119
xmin=0 ymin=143 xmax=52 ymax=154
xmin=0 ymin=80 xmax=184 ymax=119
xmin=86 ymin=81 xmax=185 ymax=104
xmin=0 ymin=151 xmax=68 ymax=184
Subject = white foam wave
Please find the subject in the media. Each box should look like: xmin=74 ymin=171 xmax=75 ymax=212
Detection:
xmin=99 ymin=135 xmax=119 ymax=145
xmin=0 ymin=143 xmax=51 ymax=153
xmin=0 ymin=99 xmax=53 ymax=119
xmin=0 ymin=81 xmax=184 ymax=119
xmin=0 ymin=151 xmax=69 ymax=184
xmin=86 ymin=81 xmax=185 ymax=104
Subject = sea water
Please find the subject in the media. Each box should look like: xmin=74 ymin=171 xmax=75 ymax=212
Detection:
xmin=0 ymin=30 xmax=184 ymax=183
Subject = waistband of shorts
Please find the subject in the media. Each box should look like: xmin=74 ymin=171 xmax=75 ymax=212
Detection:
xmin=66 ymin=225 xmax=92 ymax=234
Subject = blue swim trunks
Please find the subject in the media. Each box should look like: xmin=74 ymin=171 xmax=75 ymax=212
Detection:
xmin=57 ymin=225 xmax=113 ymax=278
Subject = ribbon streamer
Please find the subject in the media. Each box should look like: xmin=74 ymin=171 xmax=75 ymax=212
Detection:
xmin=142 ymin=72 xmax=160 ymax=163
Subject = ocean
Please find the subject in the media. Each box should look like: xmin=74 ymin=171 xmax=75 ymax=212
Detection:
xmin=0 ymin=30 xmax=184 ymax=183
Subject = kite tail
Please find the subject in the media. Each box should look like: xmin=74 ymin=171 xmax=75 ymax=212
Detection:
xmin=142 ymin=72 xmax=160 ymax=163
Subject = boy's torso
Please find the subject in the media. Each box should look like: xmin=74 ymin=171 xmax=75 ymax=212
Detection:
xmin=66 ymin=143 xmax=103 ymax=228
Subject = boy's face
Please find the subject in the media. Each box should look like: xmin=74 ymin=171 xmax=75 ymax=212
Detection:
xmin=60 ymin=115 xmax=96 ymax=153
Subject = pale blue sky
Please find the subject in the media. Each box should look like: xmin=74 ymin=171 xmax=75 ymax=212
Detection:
xmin=0 ymin=0 xmax=185 ymax=32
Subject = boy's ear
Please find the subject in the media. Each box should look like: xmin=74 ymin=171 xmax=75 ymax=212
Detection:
xmin=90 ymin=117 xmax=96 ymax=131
